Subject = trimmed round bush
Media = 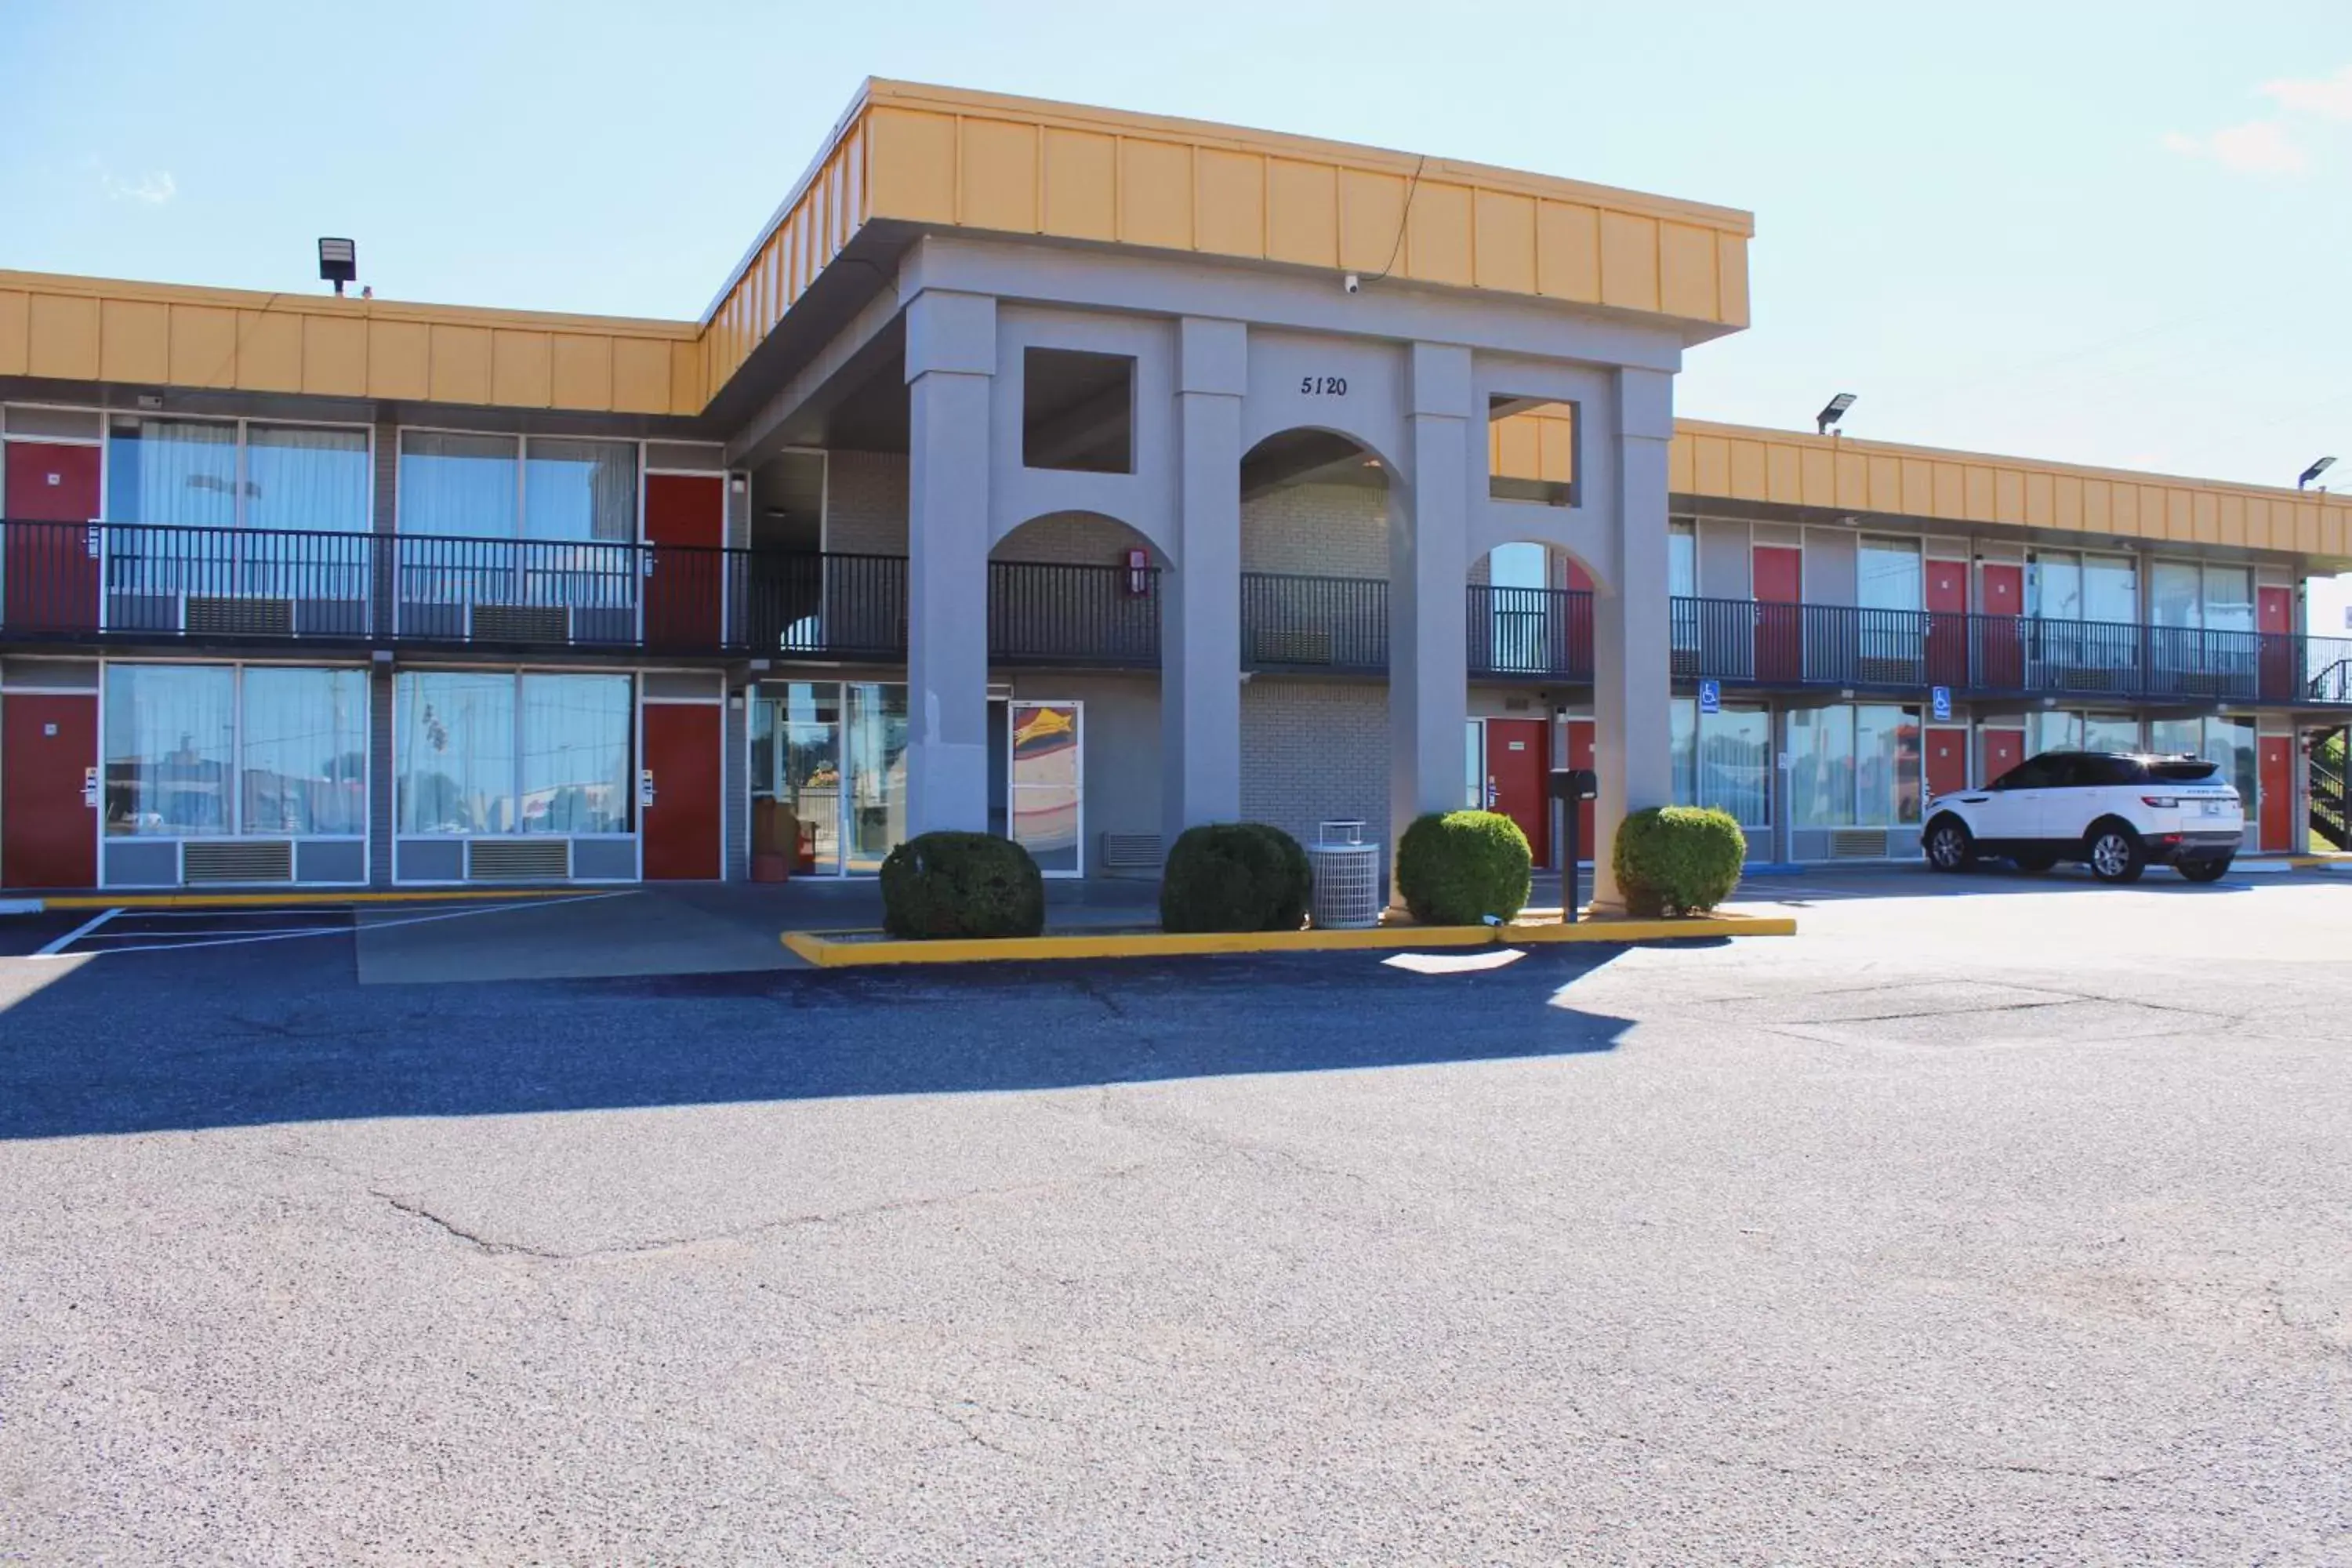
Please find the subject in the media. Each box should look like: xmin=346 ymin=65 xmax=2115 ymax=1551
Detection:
xmin=1159 ymin=822 xmax=1312 ymax=934
xmin=1612 ymin=805 xmax=1745 ymax=916
xmin=879 ymin=831 xmax=1046 ymax=940
xmin=1394 ymin=810 xmax=1532 ymax=926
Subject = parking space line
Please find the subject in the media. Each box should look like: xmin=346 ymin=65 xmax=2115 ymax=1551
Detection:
xmin=57 ymin=892 xmax=633 ymax=956
xmin=34 ymin=908 xmax=122 ymax=958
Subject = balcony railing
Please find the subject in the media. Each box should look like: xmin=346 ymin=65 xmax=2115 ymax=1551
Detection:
xmin=4 ymin=522 xmax=2347 ymax=705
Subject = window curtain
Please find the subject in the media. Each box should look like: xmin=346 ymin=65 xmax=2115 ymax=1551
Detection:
xmin=103 ymin=664 xmax=236 ymax=837
xmin=398 ymin=432 xmax=518 ymax=538
xmin=241 ymin=667 xmax=367 ymax=836
xmin=395 ymin=670 xmax=517 ymax=834
xmin=518 ymin=673 xmax=632 ymax=834
xmin=246 ymin=426 xmax=372 ymax=599
xmin=107 ymin=419 xmax=238 ymax=601
xmin=521 ymin=439 xmax=637 ymax=612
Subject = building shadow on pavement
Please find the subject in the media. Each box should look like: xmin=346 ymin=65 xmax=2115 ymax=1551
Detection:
xmin=0 ymin=945 xmax=1639 ymax=1142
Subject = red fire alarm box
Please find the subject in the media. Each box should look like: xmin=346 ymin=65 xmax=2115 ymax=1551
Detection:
xmin=1124 ymin=546 xmax=1151 ymax=597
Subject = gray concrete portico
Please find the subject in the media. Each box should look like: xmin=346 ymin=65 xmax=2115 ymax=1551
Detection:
xmin=739 ymin=231 xmax=1711 ymax=906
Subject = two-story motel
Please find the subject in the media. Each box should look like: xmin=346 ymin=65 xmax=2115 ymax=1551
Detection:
xmin=2 ymin=81 xmax=2348 ymax=906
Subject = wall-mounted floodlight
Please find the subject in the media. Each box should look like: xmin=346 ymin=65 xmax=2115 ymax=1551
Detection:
xmin=318 ymin=238 xmax=357 ymax=296
xmin=2299 ymin=456 xmax=2336 ymax=490
xmin=1817 ymin=392 xmax=1857 ymax=435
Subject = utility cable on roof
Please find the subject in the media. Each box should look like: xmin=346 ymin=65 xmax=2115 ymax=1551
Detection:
xmin=1363 ymin=155 xmax=1428 ymax=286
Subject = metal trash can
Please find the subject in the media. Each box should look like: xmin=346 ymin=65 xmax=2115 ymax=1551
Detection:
xmin=1305 ymin=819 xmax=1382 ymax=930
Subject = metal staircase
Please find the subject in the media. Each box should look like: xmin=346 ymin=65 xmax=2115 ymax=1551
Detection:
xmin=2310 ymin=725 xmax=2350 ymax=851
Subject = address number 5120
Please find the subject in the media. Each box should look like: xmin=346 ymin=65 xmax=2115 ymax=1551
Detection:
xmin=1299 ymin=376 xmax=1348 ymax=396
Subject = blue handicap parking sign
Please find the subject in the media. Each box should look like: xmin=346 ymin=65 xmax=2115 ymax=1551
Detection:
xmin=1930 ymin=684 xmax=1952 ymax=722
xmin=1697 ymin=679 xmax=1720 ymax=715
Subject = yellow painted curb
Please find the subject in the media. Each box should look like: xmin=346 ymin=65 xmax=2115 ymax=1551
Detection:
xmin=2286 ymin=853 xmax=2352 ymax=869
xmin=781 ymin=910 xmax=1795 ymax=967
xmin=40 ymin=887 xmax=616 ymax=912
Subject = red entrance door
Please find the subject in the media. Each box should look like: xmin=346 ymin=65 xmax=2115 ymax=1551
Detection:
xmin=641 ymin=701 xmax=721 ymax=880
xmin=2258 ymin=586 xmax=2294 ymax=702
xmin=3 ymin=692 xmax=97 ymax=888
xmin=1484 ymin=717 xmax=1549 ymax=867
xmin=1926 ymin=557 xmax=1969 ymax=689
xmin=643 ymin=473 xmax=725 ymax=652
xmin=1982 ymin=728 xmax=2024 ymax=786
xmin=1563 ymin=718 xmax=1595 ymax=862
xmin=2259 ymin=735 xmax=2292 ymax=852
xmin=1925 ymin=725 xmax=1969 ymax=804
xmin=1977 ymin=563 xmax=2024 ymax=691
xmin=4 ymin=441 xmax=103 ymax=633
xmin=1753 ymin=545 xmax=1802 ymax=684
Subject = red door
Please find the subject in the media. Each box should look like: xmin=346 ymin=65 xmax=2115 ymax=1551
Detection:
xmin=1564 ymin=718 xmax=1595 ymax=862
xmin=641 ymin=702 xmax=721 ymax=880
xmin=1977 ymin=563 xmax=2024 ymax=691
xmin=4 ymin=441 xmax=103 ymax=633
xmin=643 ymin=473 xmax=725 ymax=652
xmin=2259 ymin=735 xmax=2292 ymax=852
xmin=1981 ymin=728 xmax=2024 ymax=786
xmin=1925 ymin=725 xmax=1969 ymax=804
xmin=3 ymin=692 xmax=97 ymax=888
xmin=1753 ymin=546 xmax=1802 ymax=684
xmin=1926 ymin=557 xmax=1969 ymax=689
xmin=2258 ymin=586 xmax=2294 ymax=702
xmin=1483 ymin=717 xmax=1549 ymax=867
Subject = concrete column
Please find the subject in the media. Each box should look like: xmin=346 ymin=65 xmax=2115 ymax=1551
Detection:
xmin=1163 ymin=318 xmax=1247 ymax=845
xmin=1591 ymin=366 xmax=1676 ymax=910
xmin=1389 ymin=343 xmax=1473 ymax=858
xmin=903 ymin=290 xmax=996 ymax=837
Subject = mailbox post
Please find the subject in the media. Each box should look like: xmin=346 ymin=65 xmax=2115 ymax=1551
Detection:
xmin=1548 ymin=766 xmax=1599 ymax=922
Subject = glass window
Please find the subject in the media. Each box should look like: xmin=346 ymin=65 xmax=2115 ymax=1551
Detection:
xmin=1701 ymin=706 xmax=1772 ymax=826
xmin=244 ymin=426 xmax=371 ymax=533
xmin=1789 ymin=707 xmax=1855 ymax=829
xmin=2030 ymin=710 xmax=2083 ymax=756
xmin=1856 ymin=703 xmax=1922 ymax=826
xmin=522 ymin=438 xmax=637 ymax=543
xmin=2202 ymin=565 xmax=2254 ymax=633
xmin=395 ymin=671 xmax=517 ymax=834
xmin=2028 ymin=550 xmax=2082 ymax=622
xmin=520 ymin=674 xmax=633 ymax=834
xmin=241 ymin=668 xmax=367 ymax=836
xmin=2083 ymin=713 xmax=2142 ymax=753
xmin=1859 ymin=537 xmax=1923 ymax=612
xmin=1994 ymin=756 xmax=2064 ymax=790
xmin=1466 ymin=720 xmax=1486 ymax=809
xmin=103 ymin=665 xmax=235 ymax=837
xmin=842 ymin=683 xmax=908 ymax=873
xmin=107 ymin=418 xmax=238 ymax=528
xmin=2082 ymin=554 xmax=2137 ymax=625
xmin=776 ymin=683 xmax=844 ymax=873
xmin=399 ymin=431 xmax=519 ymax=538
xmin=1669 ymin=699 xmax=1698 ymax=807
xmin=2151 ymin=562 xmax=2201 ymax=628
xmin=2205 ymin=715 xmax=2257 ymax=807
xmin=2149 ymin=717 xmax=2202 ymax=757
xmin=1668 ymin=521 xmax=1697 ymax=601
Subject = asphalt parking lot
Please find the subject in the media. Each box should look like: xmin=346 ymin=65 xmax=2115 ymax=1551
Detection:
xmin=2 ymin=869 xmax=2348 ymax=1564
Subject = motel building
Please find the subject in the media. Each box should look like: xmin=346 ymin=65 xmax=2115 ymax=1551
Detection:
xmin=2 ymin=81 xmax=2349 ymax=905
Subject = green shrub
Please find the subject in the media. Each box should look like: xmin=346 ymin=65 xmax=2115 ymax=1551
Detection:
xmin=1394 ymin=810 xmax=1532 ymax=926
xmin=1160 ymin=822 xmax=1312 ymax=933
xmin=879 ymin=831 xmax=1046 ymax=939
xmin=1612 ymin=806 xmax=1745 ymax=916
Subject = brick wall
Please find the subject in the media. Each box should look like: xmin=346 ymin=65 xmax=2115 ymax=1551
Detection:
xmin=823 ymin=450 xmax=909 ymax=555
xmin=1240 ymin=677 xmax=1391 ymax=852
xmin=1241 ymin=482 xmax=1388 ymax=578
xmin=994 ymin=510 xmax=1147 ymax=564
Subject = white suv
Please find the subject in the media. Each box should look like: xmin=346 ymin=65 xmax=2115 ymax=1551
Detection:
xmin=1922 ymin=751 xmax=2243 ymax=884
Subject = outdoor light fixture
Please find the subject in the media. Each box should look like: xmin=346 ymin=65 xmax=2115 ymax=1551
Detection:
xmin=1817 ymin=392 xmax=1857 ymax=434
xmin=317 ymin=238 xmax=357 ymax=296
xmin=2299 ymin=456 xmax=2336 ymax=490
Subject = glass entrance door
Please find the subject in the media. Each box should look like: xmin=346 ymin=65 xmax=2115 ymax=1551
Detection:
xmin=1007 ymin=700 xmax=1083 ymax=876
xmin=749 ymin=681 xmax=908 ymax=876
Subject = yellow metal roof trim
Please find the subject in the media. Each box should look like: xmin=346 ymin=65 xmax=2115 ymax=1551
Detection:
xmin=1671 ymin=419 xmax=2352 ymax=558
xmin=0 ymin=269 xmax=704 ymax=416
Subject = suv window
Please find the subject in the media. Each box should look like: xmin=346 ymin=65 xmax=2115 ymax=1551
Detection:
xmin=2073 ymin=755 xmax=2147 ymax=788
xmin=1992 ymin=755 xmax=2066 ymax=790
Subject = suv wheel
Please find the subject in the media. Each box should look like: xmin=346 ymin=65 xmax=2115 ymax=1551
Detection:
xmin=2085 ymin=822 xmax=2145 ymax=884
xmin=1925 ymin=816 xmax=1976 ymax=873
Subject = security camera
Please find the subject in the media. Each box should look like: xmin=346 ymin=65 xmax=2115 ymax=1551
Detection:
xmin=1342 ymin=272 xmax=1361 ymax=295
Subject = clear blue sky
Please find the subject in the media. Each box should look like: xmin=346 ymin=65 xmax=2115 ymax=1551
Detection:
xmin=7 ymin=1 xmax=2351 ymax=496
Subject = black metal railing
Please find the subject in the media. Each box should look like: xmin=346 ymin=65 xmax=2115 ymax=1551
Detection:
xmin=8 ymin=522 xmax=2351 ymax=704
xmin=1240 ymin=572 xmax=1388 ymax=672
